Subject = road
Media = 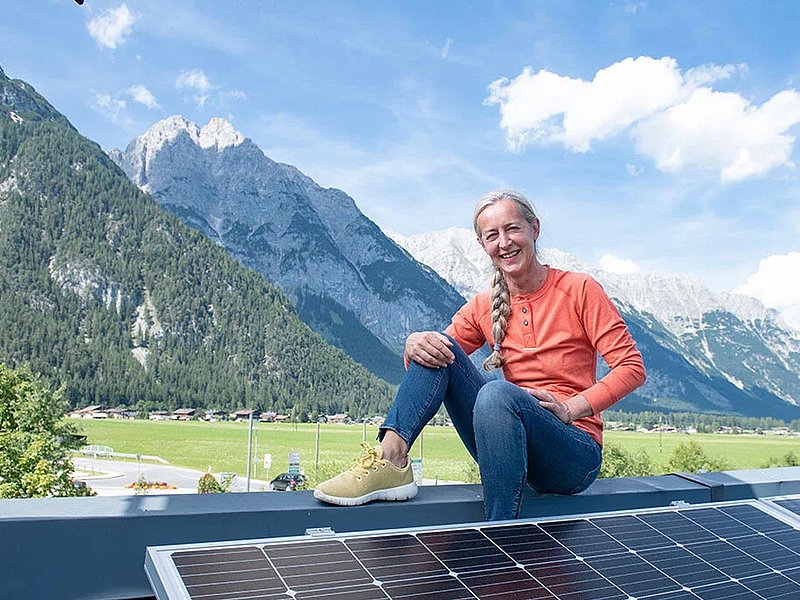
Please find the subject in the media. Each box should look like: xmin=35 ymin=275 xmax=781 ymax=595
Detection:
xmin=73 ymin=458 xmax=273 ymax=496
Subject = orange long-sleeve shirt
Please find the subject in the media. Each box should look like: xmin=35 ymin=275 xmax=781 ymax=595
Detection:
xmin=445 ymin=268 xmax=645 ymax=446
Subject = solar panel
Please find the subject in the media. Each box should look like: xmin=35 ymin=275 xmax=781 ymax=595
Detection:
xmin=775 ymin=497 xmax=800 ymax=519
xmin=146 ymin=497 xmax=800 ymax=600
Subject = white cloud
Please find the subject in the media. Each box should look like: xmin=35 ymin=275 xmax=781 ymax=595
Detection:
xmin=685 ymin=63 xmax=746 ymax=87
xmin=218 ymin=89 xmax=248 ymax=102
xmin=599 ymin=253 xmax=641 ymax=274
xmin=626 ymin=163 xmax=643 ymax=176
xmin=735 ymin=252 xmax=800 ymax=309
xmin=176 ymin=69 xmax=212 ymax=93
xmin=175 ymin=69 xmax=245 ymax=109
xmin=486 ymin=56 xmax=800 ymax=181
xmin=634 ymin=88 xmax=800 ymax=182
xmin=625 ymin=2 xmax=647 ymax=15
xmin=87 ymin=4 xmax=136 ymax=49
xmin=91 ymin=91 xmax=129 ymax=125
xmin=440 ymin=38 xmax=453 ymax=60
xmin=127 ymin=84 xmax=160 ymax=110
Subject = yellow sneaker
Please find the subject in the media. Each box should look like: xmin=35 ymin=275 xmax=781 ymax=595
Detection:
xmin=313 ymin=442 xmax=417 ymax=506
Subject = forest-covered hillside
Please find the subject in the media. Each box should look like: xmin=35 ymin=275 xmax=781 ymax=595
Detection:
xmin=0 ymin=67 xmax=394 ymax=417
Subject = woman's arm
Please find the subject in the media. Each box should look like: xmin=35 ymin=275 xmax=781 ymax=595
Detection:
xmin=577 ymin=277 xmax=646 ymax=415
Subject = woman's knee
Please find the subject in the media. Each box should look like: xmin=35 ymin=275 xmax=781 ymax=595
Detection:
xmin=474 ymin=380 xmax=520 ymax=414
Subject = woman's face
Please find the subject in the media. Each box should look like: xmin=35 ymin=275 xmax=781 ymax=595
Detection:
xmin=476 ymin=199 xmax=539 ymax=282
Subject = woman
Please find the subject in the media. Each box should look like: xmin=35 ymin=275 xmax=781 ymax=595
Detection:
xmin=314 ymin=189 xmax=646 ymax=520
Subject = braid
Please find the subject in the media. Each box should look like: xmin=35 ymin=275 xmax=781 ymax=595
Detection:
xmin=483 ymin=267 xmax=510 ymax=371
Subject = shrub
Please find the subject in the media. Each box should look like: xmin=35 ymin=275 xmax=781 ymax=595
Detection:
xmin=760 ymin=451 xmax=800 ymax=468
xmin=599 ymin=443 xmax=655 ymax=479
xmin=667 ymin=441 xmax=730 ymax=473
xmin=197 ymin=473 xmax=223 ymax=494
xmin=0 ymin=364 xmax=95 ymax=498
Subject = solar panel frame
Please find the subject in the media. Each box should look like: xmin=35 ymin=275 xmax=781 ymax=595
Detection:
xmin=145 ymin=496 xmax=800 ymax=600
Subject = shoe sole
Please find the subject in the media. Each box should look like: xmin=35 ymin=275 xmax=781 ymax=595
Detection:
xmin=313 ymin=482 xmax=418 ymax=506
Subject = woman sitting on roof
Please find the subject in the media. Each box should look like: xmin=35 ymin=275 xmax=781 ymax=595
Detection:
xmin=314 ymin=189 xmax=646 ymax=521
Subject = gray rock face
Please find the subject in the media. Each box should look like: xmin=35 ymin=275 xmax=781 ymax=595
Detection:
xmin=112 ymin=116 xmax=465 ymax=383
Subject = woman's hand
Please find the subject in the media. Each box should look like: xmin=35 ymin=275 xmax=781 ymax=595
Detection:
xmin=523 ymin=388 xmax=592 ymax=424
xmin=404 ymin=331 xmax=455 ymax=369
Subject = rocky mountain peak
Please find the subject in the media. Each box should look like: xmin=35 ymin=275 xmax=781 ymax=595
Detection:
xmin=198 ymin=117 xmax=245 ymax=150
xmin=127 ymin=115 xmax=245 ymax=160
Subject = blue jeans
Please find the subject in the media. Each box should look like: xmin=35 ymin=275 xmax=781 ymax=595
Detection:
xmin=381 ymin=336 xmax=602 ymax=521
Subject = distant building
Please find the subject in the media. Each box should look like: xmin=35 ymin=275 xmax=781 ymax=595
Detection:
xmin=326 ymin=413 xmax=350 ymax=424
xmin=107 ymin=407 xmax=137 ymax=420
xmin=230 ymin=409 xmax=260 ymax=422
xmin=68 ymin=405 xmax=109 ymax=419
xmin=203 ymin=410 xmax=227 ymax=422
xmin=172 ymin=408 xmax=197 ymax=421
xmin=148 ymin=410 xmax=171 ymax=421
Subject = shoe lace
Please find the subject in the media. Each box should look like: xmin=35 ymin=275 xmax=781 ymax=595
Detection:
xmin=349 ymin=441 xmax=385 ymax=477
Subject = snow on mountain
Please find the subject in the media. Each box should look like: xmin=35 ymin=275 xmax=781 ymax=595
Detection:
xmin=391 ymin=227 xmax=791 ymax=331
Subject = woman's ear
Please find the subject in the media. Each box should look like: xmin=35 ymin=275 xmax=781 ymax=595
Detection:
xmin=476 ymin=234 xmax=485 ymax=249
xmin=532 ymin=218 xmax=540 ymax=241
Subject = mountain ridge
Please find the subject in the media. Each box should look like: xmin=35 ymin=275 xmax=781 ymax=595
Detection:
xmin=111 ymin=115 xmax=467 ymax=384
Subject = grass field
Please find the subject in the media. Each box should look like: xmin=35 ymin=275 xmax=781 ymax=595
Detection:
xmin=75 ymin=419 xmax=800 ymax=486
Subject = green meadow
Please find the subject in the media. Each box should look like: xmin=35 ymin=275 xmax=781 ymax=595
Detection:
xmin=76 ymin=419 xmax=799 ymax=486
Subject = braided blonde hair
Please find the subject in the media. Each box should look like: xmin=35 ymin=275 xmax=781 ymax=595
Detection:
xmin=473 ymin=189 xmax=539 ymax=371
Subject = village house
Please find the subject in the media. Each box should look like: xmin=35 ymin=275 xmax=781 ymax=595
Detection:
xmin=326 ymin=413 xmax=350 ymax=424
xmin=67 ymin=405 xmax=108 ymax=419
xmin=230 ymin=409 xmax=260 ymax=422
xmin=107 ymin=407 xmax=137 ymax=420
xmin=203 ymin=410 xmax=227 ymax=421
xmin=172 ymin=408 xmax=197 ymax=421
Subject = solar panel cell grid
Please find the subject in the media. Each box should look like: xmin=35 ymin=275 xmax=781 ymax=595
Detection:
xmin=538 ymin=520 xmax=627 ymax=557
xmin=681 ymin=508 xmax=761 ymax=539
xmin=720 ymin=505 xmax=796 ymax=534
xmin=345 ymin=534 xmax=449 ymax=582
xmin=770 ymin=529 xmax=800 ymax=554
xmin=636 ymin=545 xmax=728 ymax=588
xmin=172 ymin=547 xmax=285 ymax=600
xmin=775 ymin=498 xmax=800 ymax=518
xmin=586 ymin=551 xmax=682 ymax=597
xmin=783 ymin=567 xmax=800 ymax=584
xmin=293 ymin=584 xmax=388 ymax=599
xmin=416 ymin=528 xmax=515 ymax=573
xmin=684 ymin=539 xmax=772 ymax=579
xmin=590 ymin=515 xmax=674 ymax=551
xmin=525 ymin=560 xmax=626 ymax=600
xmin=482 ymin=523 xmax=574 ymax=566
xmin=740 ymin=572 xmax=800 ymax=598
xmin=458 ymin=567 xmax=555 ymax=599
xmin=151 ymin=499 xmax=800 ymax=600
xmin=636 ymin=511 xmax=719 ymax=545
xmin=691 ymin=581 xmax=761 ymax=599
xmin=381 ymin=575 xmax=473 ymax=599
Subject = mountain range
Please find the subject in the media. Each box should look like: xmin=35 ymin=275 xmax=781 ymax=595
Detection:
xmin=390 ymin=228 xmax=800 ymax=419
xmin=0 ymin=65 xmax=393 ymax=416
xmin=3 ymin=63 xmax=800 ymax=421
xmin=109 ymin=117 xmax=465 ymax=384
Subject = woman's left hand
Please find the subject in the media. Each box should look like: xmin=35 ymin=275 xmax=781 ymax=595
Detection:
xmin=523 ymin=388 xmax=592 ymax=424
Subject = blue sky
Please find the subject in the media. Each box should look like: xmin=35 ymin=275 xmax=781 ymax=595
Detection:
xmin=3 ymin=1 xmax=800 ymax=324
